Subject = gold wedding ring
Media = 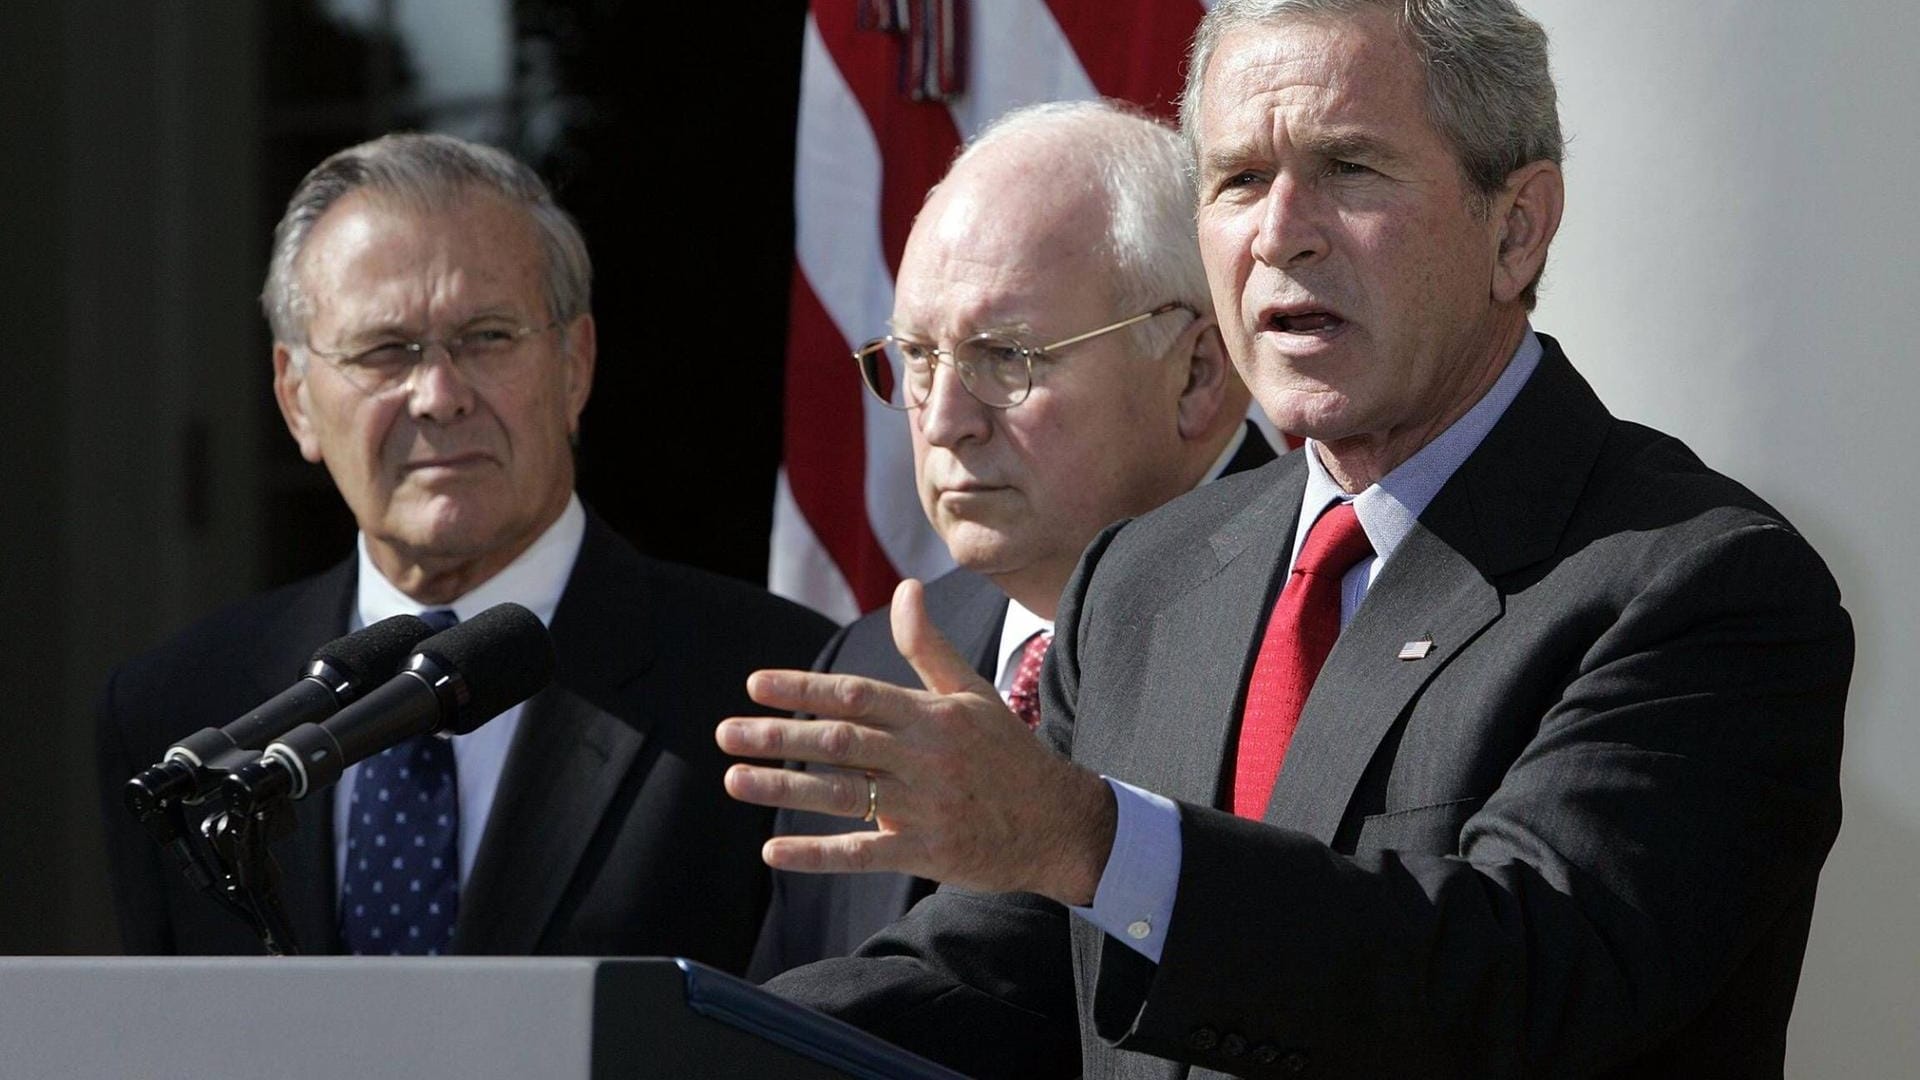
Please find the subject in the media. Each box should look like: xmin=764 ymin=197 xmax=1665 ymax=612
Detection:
xmin=862 ymin=773 xmax=879 ymax=823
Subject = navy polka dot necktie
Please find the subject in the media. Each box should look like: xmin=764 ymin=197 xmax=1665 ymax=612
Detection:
xmin=340 ymin=608 xmax=460 ymax=955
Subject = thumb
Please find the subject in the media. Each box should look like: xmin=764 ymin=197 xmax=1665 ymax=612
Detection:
xmin=891 ymin=578 xmax=991 ymax=696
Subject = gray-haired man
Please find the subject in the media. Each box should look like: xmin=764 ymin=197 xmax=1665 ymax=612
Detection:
xmin=99 ymin=133 xmax=832 ymax=963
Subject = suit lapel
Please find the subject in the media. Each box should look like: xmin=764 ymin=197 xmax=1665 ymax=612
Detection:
xmin=1263 ymin=526 xmax=1500 ymax=840
xmin=1092 ymin=422 xmax=1282 ymax=804
xmin=455 ymin=515 xmax=654 ymax=954
xmin=455 ymin=683 xmax=646 ymax=953
xmin=1264 ymin=338 xmax=1611 ymax=842
xmin=1122 ymin=460 xmax=1305 ymax=807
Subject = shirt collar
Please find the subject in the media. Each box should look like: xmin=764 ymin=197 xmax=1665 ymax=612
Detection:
xmin=1294 ymin=327 xmax=1542 ymax=570
xmin=994 ymin=597 xmax=1054 ymax=691
xmin=354 ymin=493 xmax=587 ymax=629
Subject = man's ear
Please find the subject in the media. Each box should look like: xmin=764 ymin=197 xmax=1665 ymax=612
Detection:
xmin=1175 ymin=318 xmax=1232 ymax=441
xmin=272 ymin=343 xmax=324 ymax=464
xmin=562 ymin=313 xmax=596 ymax=435
xmin=1491 ymin=160 xmax=1564 ymax=305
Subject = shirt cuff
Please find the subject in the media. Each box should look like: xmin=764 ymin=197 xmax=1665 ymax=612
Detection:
xmin=1069 ymin=777 xmax=1182 ymax=963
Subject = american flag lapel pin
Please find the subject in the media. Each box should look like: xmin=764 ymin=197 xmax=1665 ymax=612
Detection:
xmin=1397 ymin=638 xmax=1435 ymax=661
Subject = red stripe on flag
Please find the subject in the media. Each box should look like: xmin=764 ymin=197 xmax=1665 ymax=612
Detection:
xmin=813 ymin=2 xmax=965 ymax=274
xmin=782 ymin=272 xmax=901 ymax=611
xmin=1042 ymin=0 xmax=1205 ymax=117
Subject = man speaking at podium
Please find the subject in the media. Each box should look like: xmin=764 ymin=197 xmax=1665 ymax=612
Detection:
xmin=721 ymin=1 xmax=1854 ymax=1074
xmin=97 ymin=133 xmax=831 ymax=965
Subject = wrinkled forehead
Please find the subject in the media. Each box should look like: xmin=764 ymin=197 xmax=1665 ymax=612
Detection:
xmin=298 ymin=189 xmax=546 ymax=320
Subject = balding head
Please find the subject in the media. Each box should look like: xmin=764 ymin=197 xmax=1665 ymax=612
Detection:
xmin=882 ymin=101 xmax=1249 ymax=617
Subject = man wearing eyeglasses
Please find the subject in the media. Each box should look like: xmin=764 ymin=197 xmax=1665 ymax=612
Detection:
xmin=747 ymin=100 xmax=1274 ymax=980
xmin=96 ymin=133 xmax=833 ymax=963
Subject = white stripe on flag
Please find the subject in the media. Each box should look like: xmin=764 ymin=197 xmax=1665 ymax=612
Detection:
xmin=793 ymin=14 xmax=953 ymax=589
xmin=793 ymin=15 xmax=891 ymax=349
xmin=946 ymin=1 xmax=1099 ymax=140
xmin=769 ymin=467 xmax=861 ymax=625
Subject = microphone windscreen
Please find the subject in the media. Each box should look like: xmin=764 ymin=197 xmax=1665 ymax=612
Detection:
xmin=415 ymin=602 xmax=557 ymax=733
xmin=308 ymin=613 xmax=435 ymax=685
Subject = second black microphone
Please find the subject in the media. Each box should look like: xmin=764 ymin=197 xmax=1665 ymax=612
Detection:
xmin=227 ymin=602 xmax=556 ymax=803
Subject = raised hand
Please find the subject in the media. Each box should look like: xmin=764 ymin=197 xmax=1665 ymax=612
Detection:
xmin=716 ymin=579 xmax=1115 ymax=904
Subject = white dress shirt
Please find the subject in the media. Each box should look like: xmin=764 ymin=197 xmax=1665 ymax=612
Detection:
xmin=332 ymin=495 xmax=587 ymax=892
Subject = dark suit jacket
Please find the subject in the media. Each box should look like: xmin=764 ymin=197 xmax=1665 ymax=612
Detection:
xmin=767 ymin=339 xmax=1852 ymax=1078
xmin=97 ymin=511 xmax=834 ymax=969
xmin=751 ymin=424 xmax=1278 ymax=981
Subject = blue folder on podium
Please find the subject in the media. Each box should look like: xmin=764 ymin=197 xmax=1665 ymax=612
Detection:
xmin=0 ymin=956 xmax=966 ymax=1079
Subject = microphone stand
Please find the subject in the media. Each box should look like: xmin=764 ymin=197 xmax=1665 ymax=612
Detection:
xmin=124 ymin=765 xmax=272 ymax=940
xmin=209 ymin=782 xmax=303 ymax=957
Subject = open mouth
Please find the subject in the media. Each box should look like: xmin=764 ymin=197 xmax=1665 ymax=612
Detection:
xmin=1267 ymin=310 xmax=1347 ymax=335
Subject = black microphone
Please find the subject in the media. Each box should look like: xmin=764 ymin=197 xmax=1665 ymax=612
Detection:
xmin=227 ymin=603 xmax=555 ymax=803
xmin=125 ymin=614 xmax=436 ymax=817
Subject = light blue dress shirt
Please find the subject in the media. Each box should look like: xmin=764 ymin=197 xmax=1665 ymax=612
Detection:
xmin=332 ymin=495 xmax=587 ymax=892
xmin=1076 ymin=330 xmax=1544 ymax=961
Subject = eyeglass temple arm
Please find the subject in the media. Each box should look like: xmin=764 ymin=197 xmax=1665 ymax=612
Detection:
xmin=1035 ymin=301 xmax=1196 ymax=353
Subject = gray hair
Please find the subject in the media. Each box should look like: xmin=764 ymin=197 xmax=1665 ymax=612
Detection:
xmin=261 ymin=132 xmax=592 ymax=347
xmin=1180 ymin=0 xmax=1562 ymax=302
xmin=952 ymin=100 xmax=1212 ymax=360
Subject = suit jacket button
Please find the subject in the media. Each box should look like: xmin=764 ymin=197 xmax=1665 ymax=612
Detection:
xmin=1252 ymin=1044 xmax=1280 ymax=1066
xmin=1281 ymin=1050 xmax=1310 ymax=1073
xmin=1220 ymin=1033 xmax=1247 ymax=1058
xmin=1188 ymin=1027 xmax=1219 ymax=1051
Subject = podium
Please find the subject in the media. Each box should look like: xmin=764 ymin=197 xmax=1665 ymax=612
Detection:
xmin=0 ymin=957 xmax=966 ymax=1079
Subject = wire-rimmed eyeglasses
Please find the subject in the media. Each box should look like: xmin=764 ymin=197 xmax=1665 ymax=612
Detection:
xmin=853 ymin=301 xmax=1197 ymax=410
xmin=304 ymin=319 xmax=562 ymax=395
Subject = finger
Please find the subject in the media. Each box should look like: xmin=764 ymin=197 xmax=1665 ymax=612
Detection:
xmin=891 ymin=578 xmax=994 ymax=697
xmin=715 ymin=715 xmax=901 ymax=772
xmin=762 ymin=829 xmax=914 ymax=876
xmin=723 ymin=762 xmax=880 ymax=819
xmin=744 ymin=669 xmax=928 ymax=730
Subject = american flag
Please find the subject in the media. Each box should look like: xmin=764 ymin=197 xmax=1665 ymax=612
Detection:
xmin=770 ymin=0 xmax=1209 ymax=623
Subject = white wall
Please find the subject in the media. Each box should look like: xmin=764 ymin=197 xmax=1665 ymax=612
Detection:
xmin=1524 ymin=3 xmax=1919 ymax=1072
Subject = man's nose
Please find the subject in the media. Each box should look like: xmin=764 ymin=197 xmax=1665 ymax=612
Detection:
xmin=915 ymin=358 xmax=992 ymax=447
xmin=1251 ymin=172 xmax=1330 ymax=269
xmin=404 ymin=344 xmax=476 ymax=422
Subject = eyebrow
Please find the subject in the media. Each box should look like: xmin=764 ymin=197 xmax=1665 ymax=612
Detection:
xmin=329 ymin=320 xmax=414 ymax=346
xmin=1303 ymin=130 xmax=1407 ymax=168
xmin=888 ymin=318 xmax=1039 ymax=341
xmin=337 ymin=307 xmax=524 ymax=342
xmin=1201 ymin=128 xmax=1409 ymax=178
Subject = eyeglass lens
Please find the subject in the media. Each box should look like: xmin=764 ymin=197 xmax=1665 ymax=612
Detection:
xmin=860 ymin=337 xmax=1030 ymax=409
xmin=323 ymin=324 xmax=546 ymax=394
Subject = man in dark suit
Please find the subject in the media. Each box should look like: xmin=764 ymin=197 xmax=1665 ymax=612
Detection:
xmin=719 ymin=1 xmax=1852 ymax=1075
xmin=96 ymin=133 xmax=832 ymax=966
xmin=747 ymin=101 xmax=1274 ymax=980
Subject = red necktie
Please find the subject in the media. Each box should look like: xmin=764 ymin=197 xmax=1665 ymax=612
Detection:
xmin=1006 ymin=631 xmax=1053 ymax=730
xmin=1231 ymin=503 xmax=1373 ymax=819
